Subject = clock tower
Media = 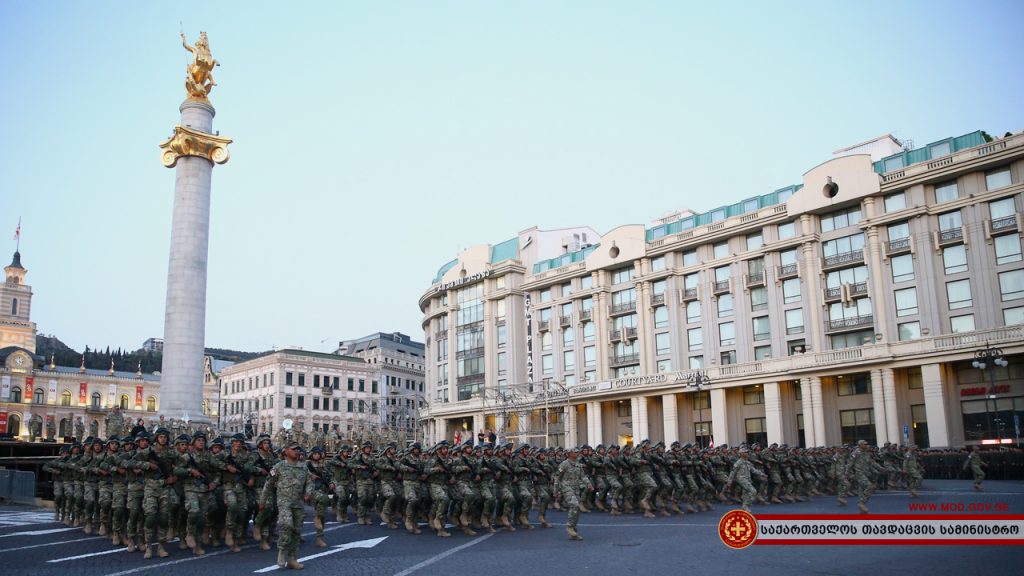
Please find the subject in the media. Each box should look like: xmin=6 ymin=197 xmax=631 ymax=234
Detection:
xmin=2 ymin=251 xmax=37 ymax=353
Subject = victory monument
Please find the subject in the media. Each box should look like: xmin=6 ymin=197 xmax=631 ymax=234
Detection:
xmin=157 ymin=32 xmax=232 ymax=422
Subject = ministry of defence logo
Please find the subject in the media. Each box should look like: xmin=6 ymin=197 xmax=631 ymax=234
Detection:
xmin=718 ymin=509 xmax=758 ymax=549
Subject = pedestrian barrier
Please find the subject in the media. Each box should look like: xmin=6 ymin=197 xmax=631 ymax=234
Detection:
xmin=0 ymin=469 xmax=12 ymax=501
xmin=8 ymin=470 xmax=36 ymax=504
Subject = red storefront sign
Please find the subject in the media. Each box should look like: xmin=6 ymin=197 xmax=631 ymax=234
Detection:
xmin=79 ymin=382 xmax=88 ymax=406
xmin=0 ymin=412 xmax=7 ymax=434
xmin=24 ymin=377 xmax=34 ymax=402
xmin=135 ymin=386 xmax=143 ymax=408
xmin=960 ymin=384 xmax=1010 ymax=397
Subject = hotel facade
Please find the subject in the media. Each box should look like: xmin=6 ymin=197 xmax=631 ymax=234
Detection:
xmin=418 ymin=130 xmax=1024 ymax=450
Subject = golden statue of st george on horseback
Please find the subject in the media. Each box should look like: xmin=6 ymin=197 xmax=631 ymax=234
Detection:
xmin=181 ymin=31 xmax=219 ymax=101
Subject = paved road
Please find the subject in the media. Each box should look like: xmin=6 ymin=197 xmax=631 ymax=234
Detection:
xmin=2 ymin=480 xmax=1021 ymax=576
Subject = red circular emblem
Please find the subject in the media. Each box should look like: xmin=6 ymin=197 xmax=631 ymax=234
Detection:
xmin=718 ymin=509 xmax=757 ymax=549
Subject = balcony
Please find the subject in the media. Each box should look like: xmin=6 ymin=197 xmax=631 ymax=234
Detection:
xmin=822 ymin=250 xmax=864 ymax=270
xmin=938 ymin=227 xmax=963 ymax=246
xmin=825 ymin=315 xmax=874 ymax=333
xmin=713 ymin=280 xmax=730 ymax=294
xmin=434 ymin=329 xmax=448 ymax=340
xmin=456 ymin=346 xmax=484 ymax=360
xmin=886 ymin=237 xmax=911 ymax=255
xmin=456 ymin=373 xmax=484 ymax=385
xmin=777 ymin=263 xmax=798 ymax=279
xmin=609 ymin=329 xmax=622 ymax=342
xmin=580 ymin=309 xmax=592 ymax=321
xmin=651 ymin=293 xmax=665 ymax=305
xmin=610 ymin=301 xmax=636 ymax=316
xmin=849 ymin=281 xmax=869 ymax=297
xmin=321 ymin=386 xmax=333 ymax=396
xmin=991 ymin=215 xmax=1018 ymax=234
xmin=609 ymin=353 xmax=640 ymax=366
xmin=824 ymin=286 xmax=842 ymax=302
xmin=538 ymin=320 xmax=550 ymax=332
xmin=624 ymin=327 xmax=638 ymax=340
xmin=745 ymin=272 xmax=765 ymax=288
xmin=680 ymin=287 xmax=698 ymax=302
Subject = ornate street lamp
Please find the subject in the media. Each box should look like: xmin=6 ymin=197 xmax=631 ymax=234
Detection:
xmin=685 ymin=370 xmax=713 ymax=448
xmin=972 ymin=345 xmax=1008 ymax=442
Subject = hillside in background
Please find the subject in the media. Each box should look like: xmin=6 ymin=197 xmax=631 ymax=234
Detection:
xmin=34 ymin=334 xmax=264 ymax=372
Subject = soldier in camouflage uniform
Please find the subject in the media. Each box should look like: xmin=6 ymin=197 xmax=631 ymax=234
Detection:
xmin=399 ymin=443 xmax=425 ymax=534
xmin=168 ymin=435 xmax=191 ymax=549
xmin=835 ymin=445 xmax=852 ymax=507
xmin=109 ymin=437 xmax=132 ymax=546
xmin=599 ymin=445 xmax=623 ymax=515
xmin=261 ymin=441 xmax=311 ymax=570
xmin=634 ymin=440 xmax=659 ymax=518
xmin=324 ymin=444 xmax=353 ymax=523
xmin=44 ymin=446 xmax=70 ymax=522
xmin=450 ymin=441 xmax=480 ymax=535
xmin=137 ymin=428 xmax=177 ymax=558
xmin=352 ymin=441 xmax=377 ymax=525
xmin=81 ymin=438 xmax=101 ymax=534
xmin=531 ymin=448 xmax=554 ymax=528
xmin=963 ymin=445 xmax=986 ymax=490
xmin=125 ymin=436 xmax=146 ymax=552
xmin=489 ymin=443 xmax=517 ymax=531
xmin=217 ymin=433 xmax=256 ymax=552
xmin=95 ymin=437 xmax=119 ymax=536
xmin=555 ymin=446 xmax=584 ymax=541
xmin=512 ymin=445 xmax=536 ymax=530
xmin=252 ymin=434 xmax=277 ymax=549
xmin=307 ymin=445 xmax=333 ymax=546
xmin=903 ymin=445 xmax=923 ymax=497
xmin=175 ymin=432 xmax=218 ymax=556
xmin=849 ymin=439 xmax=883 ymax=513
xmin=376 ymin=442 xmax=403 ymax=531
xmin=206 ymin=438 xmax=228 ymax=547
xmin=425 ymin=440 xmax=453 ymax=538
xmin=617 ymin=445 xmax=637 ymax=513
xmin=725 ymin=448 xmax=767 ymax=512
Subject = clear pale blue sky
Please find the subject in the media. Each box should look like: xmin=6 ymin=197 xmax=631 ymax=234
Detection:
xmin=2 ymin=1 xmax=1022 ymax=354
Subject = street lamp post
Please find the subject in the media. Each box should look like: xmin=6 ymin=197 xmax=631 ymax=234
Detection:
xmin=686 ymin=370 xmax=713 ymax=448
xmin=972 ymin=345 xmax=1008 ymax=442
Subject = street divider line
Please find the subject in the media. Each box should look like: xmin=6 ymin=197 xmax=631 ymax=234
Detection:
xmin=391 ymin=532 xmax=495 ymax=576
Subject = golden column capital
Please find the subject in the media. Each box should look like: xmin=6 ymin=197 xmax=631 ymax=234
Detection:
xmin=159 ymin=125 xmax=233 ymax=168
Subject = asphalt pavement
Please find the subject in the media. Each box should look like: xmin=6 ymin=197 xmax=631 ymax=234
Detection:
xmin=1 ymin=479 xmax=1021 ymax=576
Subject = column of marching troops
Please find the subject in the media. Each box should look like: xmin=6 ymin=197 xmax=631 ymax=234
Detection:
xmin=42 ymin=429 xmax=1021 ymax=569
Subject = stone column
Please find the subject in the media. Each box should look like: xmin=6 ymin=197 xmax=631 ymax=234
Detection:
xmin=764 ymin=382 xmax=784 ymax=445
xmin=710 ymin=387 xmax=728 ymax=446
xmin=565 ymin=405 xmax=578 ymax=447
xmin=863 ymin=198 xmax=889 ymax=343
xmin=473 ymin=413 xmax=485 ymax=440
xmin=881 ymin=368 xmax=900 ymax=443
xmin=870 ymin=369 xmax=890 ymax=445
xmin=637 ymin=396 xmax=649 ymax=441
xmin=921 ymin=363 xmax=951 ymax=448
xmin=588 ymin=401 xmax=603 ymax=446
xmin=800 ymin=215 xmax=824 ymax=351
xmin=662 ymin=393 xmax=679 ymax=444
xmin=636 ymin=282 xmax=654 ymax=374
xmin=160 ymin=99 xmax=223 ymax=422
xmin=808 ymin=376 xmax=826 ymax=446
xmin=494 ymin=413 xmax=506 ymax=443
xmin=800 ymin=379 xmax=815 ymax=446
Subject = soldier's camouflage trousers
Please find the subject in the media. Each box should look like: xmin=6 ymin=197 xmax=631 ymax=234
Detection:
xmin=185 ymin=488 xmax=210 ymax=541
xmin=637 ymin=472 xmax=658 ymax=508
xmin=98 ymin=481 xmax=113 ymax=528
xmin=380 ymin=480 xmax=400 ymax=521
xmin=53 ymin=481 xmax=65 ymax=520
xmin=277 ymin=504 xmax=303 ymax=553
xmin=127 ymin=485 xmax=144 ymax=540
xmin=223 ymin=483 xmax=250 ymax=538
xmin=333 ymin=482 xmax=354 ymax=520
xmin=356 ymin=479 xmax=375 ymax=521
xmin=428 ymin=482 xmax=449 ymax=524
xmin=559 ymin=482 xmax=580 ymax=529
xmin=604 ymin=474 xmax=622 ymax=504
xmin=111 ymin=482 xmax=127 ymax=536
xmin=454 ymin=480 xmax=478 ymax=518
xmin=143 ymin=479 xmax=171 ymax=544
xmin=84 ymin=481 xmax=99 ymax=525
xmin=403 ymin=480 xmax=422 ymax=523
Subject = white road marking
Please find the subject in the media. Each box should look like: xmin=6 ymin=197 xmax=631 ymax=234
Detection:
xmin=0 ymin=511 xmax=58 ymax=526
xmin=0 ymin=535 xmax=104 ymax=554
xmin=0 ymin=527 xmax=77 ymax=538
xmin=254 ymin=536 xmax=387 ymax=573
xmin=48 ymin=546 xmax=126 ymax=562
xmin=391 ymin=532 xmax=495 ymax=576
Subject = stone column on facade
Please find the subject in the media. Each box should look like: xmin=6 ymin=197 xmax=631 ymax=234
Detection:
xmin=800 ymin=378 xmax=816 ymax=446
xmin=160 ymin=99 xmax=228 ymax=423
xmin=763 ymin=382 xmax=784 ymax=445
xmin=588 ymin=400 xmax=603 ymax=446
xmin=808 ymin=376 xmax=826 ymax=446
xmin=869 ymin=369 xmax=890 ymax=445
xmin=494 ymin=412 xmax=506 ymax=443
xmin=921 ymin=363 xmax=951 ymax=448
xmin=629 ymin=396 xmax=649 ymax=442
xmin=710 ymin=387 xmax=728 ymax=446
xmin=636 ymin=281 xmax=654 ymax=374
xmin=565 ymin=405 xmax=578 ymax=447
xmin=662 ymin=393 xmax=679 ymax=444
xmin=473 ymin=413 xmax=485 ymax=440
xmin=446 ymin=299 xmax=457 ymax=404
xmin=800 ymin=215 xmax=823 ymax=352
xmin=595 ymin=292 xmax=609 ymax=379
xmin=864 ymin=199 xmax=889 ymax=343
xmin=881 ymin=368 xmax=900 ymax=443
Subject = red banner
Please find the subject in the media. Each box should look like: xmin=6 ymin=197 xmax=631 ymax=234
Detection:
xmin=24 ymin=377 xmax=34 ymax=403
xmin=135 ymin=386 xmax=143 ymax=408
xmin=79 ymin=382 xmax=88 ymax=406
xmin=0 ymin=412 xmax=7 ymax=434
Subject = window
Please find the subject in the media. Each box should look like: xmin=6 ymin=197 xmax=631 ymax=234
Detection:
xmin=715 ymin=265 xmax=730 ymax=284
xmin=836 ymin=373 xmax=870 ymax=396
xmin=938 ymin=210 xmax=962 ymax=232
xmin=347 ymin=377 xmax=354 ymax=391
xmin=580 ymin=275 xmax=593 ymax=290
xmin=654 ymin=306 xmax=669 ymax=329
xmin=616 ymin=402 xmax=632 ymax=417
xmin=682 ymin=250 xmax=698 ymax=267
xmin=563 ymin=350 xmax=575 ymax=372
xmin=930 ymin=141 xmax=951 ymax=158
xmin=746 ymin=232 xmax=763 ymax=251
xmin=693 ymin=390 xmax=711 ymax=410
xmin=655 ymin=333 xmax=671 ymax=355
xmin=496 ymin=299 xmax=507 ymax=319
xmin=651 ymin=256 xmax=666 ymax=272
xmin=951 ymin=315 xmax=975 ymax=333
xmin=883 ymin=156 xmax=904 ymax=172
xmin=750 ymin=286 xmax=768 ymax=311
xmin=720 ymin=350 xmax=736 ymax=365
xmin=778 ymin=221 xmax=796 ymax=240
xmin=831 ymin=329 xmax=874 ymax=350
xmin=821 ymin=206 xmax=862 ymax=232
xmin=744 ymin=386 xmax=765 ymax=405
xmin=687 ymin=327 xmax=703 ymax=351
xmin=994 ymin=235 xmax=1022 ymax=265
xmin=297 ymin=373 xmax=305 ymax=387
xmin=286 ymin=372 xmax=293 ymax=386
xmin=934 ymin=181 xmax=958 ymax=203
xmin=539 ymin=288 xmax=551 ymax=303
xmin=1005 ymin=307 xmax=1024 ymax=325
xmin=285 ymin=395 xmax=293 ymax=408
xmin=744 ymin=418 xmax=767 ymax=446
xmin=9 ymin=298 xmax=16 ymax=316
xmin=541 ymin=332 xmax=553 ymax=350
xmin=990 ymin=197 xmax=1016 ymax=220
xmin=685 ymin=301 xmax=701 ymax=323
xmin=60 ymin=390 xmax=71 ymax=406
xmin=297 ymin=396 xmax=305 ymax=409
xmin=1000 ymin=270 xmax=1024 ymax=301
xmin=582 ymin=321 xmax=595 ymax=341
xmin=825 ymin=266 xmax=868 ymax=291
xmin=717 ymin=293 xmax=733 ymax=317
xmin=713 ymin=241 xmax=729 ymax=259
xmin=754 ymin=345 xmax=772 ymax=360
xmin=711 ymin=208 xmax=726 ymax=222
xmin=891 ymin=254 xmax=915 ymax=283
xmin=719 ymin=322 xmax=735 ymax=346
xmin=907 ymin=369 xmax=923 ymax=389
xmin=542 ymin=354 xmax=553 ymax=375
xmin=785 ymin=309 xmax=803 ymax=335
xmin=347 ymin=399 xmax=353 ymax=412
xmin=840 ymin=408 xmax=875 ymax=445
xmin=689 ymin=356 xmax=704 ymax=369
xmin=497 ymin=324 xmax=507 ymax=347
xmin=657 ymin=359 xmax=672 ymax=372
xmin=822 ymin=233 xmax=865 ymax=259
xmin=90 ymin=391 xmax=100 ymax=408
xmin=783 ymin=278 xmax=801 ymax=303
xmin=561 ymin=282 xmax=573 ymax=298
xmin=652 ymin=279 xmax=667 ymax=296
xmin=612 ymin=288 xmax=636 ymax=309
xmin=780 ymin=248 xmax=797 ymax=268
xmin=612 ymin=267 xmax=634 ymax=284
xmin=946 ymin=279 xmax=972 ymax=309
xmin=583 ymin=346 xmax=596 ymax=367
xmin=829 ymin=297 xmax=872 ymax=321
xmin=313 ymin=397 xmax=320 ymax=411
xmin=898 ymin=321 xmax=921 ymax=341
xmin=885 ymin=192 xmax=906 ymax=212
xmin=684 ymin=273 xmax=698 ymax=291
xmin=895 ymin=288 xmax=918 ymax=317
xmin=497 ymin=352 xmax=506 ymax=375
xmin=562 ymin=326 xmax=574 ymax=347
xmin=887 ymin=222 xmax=910 ymax=241
xmin=788 ymin=340 xmax=806 ymax=355
xmin=943 ymin=245 xmax=968 ymax=274
xmin=986 ymin=167 xmax=1012 ymax=190
xmin=752 ymin=316 xmax=770 ymax=341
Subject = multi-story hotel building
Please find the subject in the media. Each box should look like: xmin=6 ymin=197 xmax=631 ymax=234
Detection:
xmin=217 ymin=348 xmax=382 ymax=437
xmin=419 ymin=130 xmax=1024 ymax=450
xmin=335 ymin=332 xmax=426 ymax=442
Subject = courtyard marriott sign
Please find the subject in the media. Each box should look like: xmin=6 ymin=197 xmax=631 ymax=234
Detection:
xmin=569 ymin=370 xmax=708 ymax=396
xmin=435 ymin=269 xmax=491 ymax=293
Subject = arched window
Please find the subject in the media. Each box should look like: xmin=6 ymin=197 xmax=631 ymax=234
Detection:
xmin=33 ymin=388 xmax=44 ymax=405
xmin=146 ymin=397 xmax=156 ymax=412
xmin=59 ymin=418 xmax=71 ymax=437
xmin=11 ymin=297 xmax=17 ymax=316
xmin=119 ymin=395 xmax=129 ymax=410
xmin=8 ymin=414 xmax=21 ymax=436
xmin=10 ymin=386 xmax=21 ymax=403
xmin=60 ymin=391 xmax=72 ymax=406
xmin=91 ymin=392 xmax=102 ymax=409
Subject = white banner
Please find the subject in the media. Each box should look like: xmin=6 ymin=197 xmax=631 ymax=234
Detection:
xmin=1 ymin=375 xmax=9 ymax=401
xmin=107 ymin=384 xmax=117 ymax=408
xmin=48 ymin=379 xmax=57 ymax=404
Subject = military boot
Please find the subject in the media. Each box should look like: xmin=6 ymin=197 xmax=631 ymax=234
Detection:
xmin=186 ymin=533 xmax=197 ymax=550
xmin=480 ymin=515 xmax=495 ymax=533
xmin=641 ymin=500 xmax=655 ymax=519
xmin=518 ymin=512 xmax=534 ymax=530
xmin=436 ymin=524 xmax=451 ymax=538
xmin=405 ymin=518 xmax=422 ymax=534
xmin=156 ymin=543 xmax=169 ymax=558
xmin=610 ymin=502 xmax=622 ymax=516
xmin=858 ymin=503 xmax=869 ymax=514
xmin=193 ymin=542 xmax=205 ymax=556
xmin=594 ymin=500 xmax=606 ymax=512
xmin=260 ymin=539 xmax=272 ymax=551
xmin=567 ymin=527 xmax=583 ymax=541
xmin=623 ymin=501 xmax=634 ymax=514
xmin=287 ymin=552 xmax=304 ymax=570
xmin=671 ymin=502 xmax=682 ymax=515
xmin=837 ymin=497 xmax=848 ymax=507
xmin=538 ymin=514 xmax=551 ymax=528
xmin=143 ymin=543 xmax=153 ymax=559
xmin=179 ymin=537 xmax=190 ymax=550
xmin=111 ymin=532 xmax=121 ymax=546
xmin=276 ymin=550 xmax=287 ymax=569
xmin=84 ymin=521 xmax=93 ymax=535
xmin=757 ymin=494 xmax=768 ymax=505
xmin=771 ymin=496 xmax=783 ymax=504
xmin=97 ymin=522 xmax=107 ymax=536
xmin=461 ymin=524 xmax=477 ymax=536
xmin=225 ymin=531 xmax=235 ymax=548
xmin=910 ymin=489 xmax=918 ymax=497
xmin=686 ymin=502 xmax=696 ymax=514
xmin=315 ymin=536 xmax=327 ymax=548
xmin=499 ymin=514 xmax=515 ymax=531
xmin=126 ymin=538 xmax=137 ymax=553
xmin=167 ymin=525 xmax=175 ymax=540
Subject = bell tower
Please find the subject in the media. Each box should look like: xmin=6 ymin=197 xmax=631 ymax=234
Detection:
xmin=1 ymin=251 xmax=37 ymax=353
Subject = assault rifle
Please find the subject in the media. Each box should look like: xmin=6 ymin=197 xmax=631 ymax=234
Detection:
xmin=225 ymin=453 xmax=253 ymax=485
xmin=148 ymin=449 xmax=170 ymax=480
xmin=187 ymin=452 xmax=209 ymax=487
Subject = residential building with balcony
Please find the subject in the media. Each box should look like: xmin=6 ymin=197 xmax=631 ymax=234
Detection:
xmin=418 ymin=129 xmax=1024 ymax=449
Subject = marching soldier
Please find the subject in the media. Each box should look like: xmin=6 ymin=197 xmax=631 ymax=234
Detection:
xmin=307 ymin=446 xmax=333 ymax=546
xmin=555 ymin=446 xmax=584 ymax=541
xmin=175 ymin=432 xmax=218 ymax=556
xmin=724 ymin=448 xmax=767 ymax=512
xmin=261 ymin=441 xmax=311 ymax=570
xmin=964 ymin=445 xmax=987 ymax=491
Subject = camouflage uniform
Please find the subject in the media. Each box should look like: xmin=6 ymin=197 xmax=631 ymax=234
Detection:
xmin=324 ymin=447 xmax=353 ymax=522
xmin=375 ymin=443 xmax=402 ymax=530
xmin=252 ymin=437 xmax=278 ymax=546
xmin=174 ymin=433 xmax=218 ymax=555
xmin=425 ymin=441 xmax=453 ymax=537
xmin=261 ymin=443 xmax=312 ymax=569
xmin=137 ymin=430 xmax=178 ymax=554
xmin=964 ymin=448 xmax=986 ymax=490
xmin=556 ymin=450 xmax=584 ymax=540
xmin=43 ymin=448 xmax=69 ymax=522
xmin=903 ymin=446 xmax=923 ymax=496
xmin=849 ymin=441 xmax=882 ymax=513
xmin=398 ymin=444 xmax=425 ymax=534
xmin=307 ymin=447 xmax=333 ymax=545
xmin=726 ymin=450 xmax=766 ymax=511
xmin=352 ymin=443 xmax=377 ymax=525
xmin=451 ymin=443 xmax=480 ymax=535
xmin=216 ymin=434 xmax=257 ymax=551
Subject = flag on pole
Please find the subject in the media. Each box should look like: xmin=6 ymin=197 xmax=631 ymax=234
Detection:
xmin=13 ymin=218 xmax=20 ymax=242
